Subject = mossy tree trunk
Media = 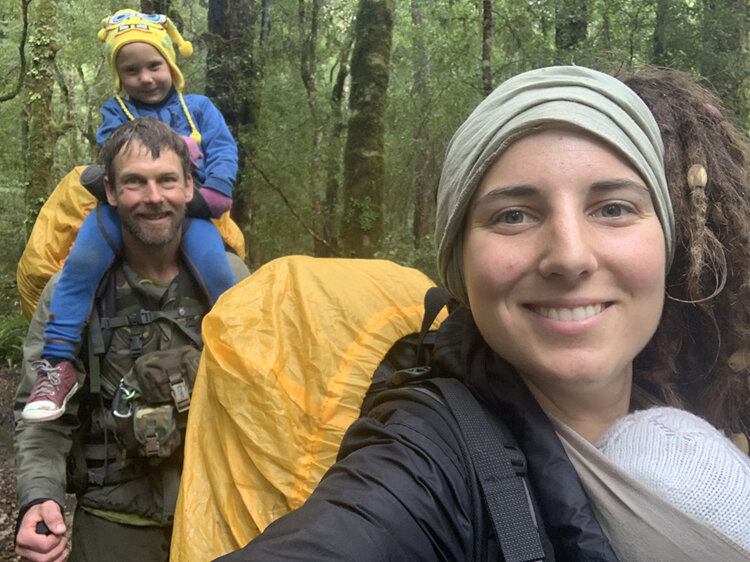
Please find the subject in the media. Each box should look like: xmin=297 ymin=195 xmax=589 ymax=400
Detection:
xmin=340 ymin=0 xmax=394 ymax=258
xmin=319 ymin=21 xmax=355 ymax=257
xmin=411 ymin=0 xmax=436 ymax=249
xmin=24 ymin=0 xmax=59 ymax=236
xmin=206 ymin=0 xmax=266 ymax=268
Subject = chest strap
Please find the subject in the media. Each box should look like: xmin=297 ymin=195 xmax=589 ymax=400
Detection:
xmin=99 ymin=305 xmax=205 ymax=354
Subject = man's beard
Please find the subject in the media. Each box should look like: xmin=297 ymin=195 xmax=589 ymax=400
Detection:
xmin=119 ymin=203 xmax=185 ymax=247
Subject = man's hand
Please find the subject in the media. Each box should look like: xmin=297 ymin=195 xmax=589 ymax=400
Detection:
xmin=15 ymin=501 xmax=68 ymax=562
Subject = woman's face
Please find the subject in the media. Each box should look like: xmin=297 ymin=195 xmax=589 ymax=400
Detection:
xmin=462 ymin=126 xmax=665 ymax=396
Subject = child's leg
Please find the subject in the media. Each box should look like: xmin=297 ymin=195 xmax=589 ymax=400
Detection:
xmin=25 ymin=204 xmax=122 ymax=421
xmin=181 ymin=218 xmax=237 ymax=305
xmin=42 ymin=204 xmax=123 ymax=359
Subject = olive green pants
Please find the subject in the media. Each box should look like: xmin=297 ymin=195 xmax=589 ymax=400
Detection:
xmin=69 ymin=506 xmax=171 ymax=561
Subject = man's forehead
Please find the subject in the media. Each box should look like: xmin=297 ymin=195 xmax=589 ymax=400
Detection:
xmin=116 ymin=140 xmax=155 ymax=161
xmin=114 ymin=141 xmax=180 ymax=170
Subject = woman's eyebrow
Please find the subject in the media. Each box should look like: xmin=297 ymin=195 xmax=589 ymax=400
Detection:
xmin=589 ymin=178 xmax=650 ymax=195
xmin=471 ymin=184 xmax=539 ymax=208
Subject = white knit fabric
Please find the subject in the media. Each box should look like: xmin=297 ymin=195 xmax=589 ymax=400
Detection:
xmin=598 ymin=407 xmax=750 ymax=552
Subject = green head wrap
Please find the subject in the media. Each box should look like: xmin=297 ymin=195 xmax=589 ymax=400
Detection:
xmin=435 ymin=66 xmax=673 ymax=305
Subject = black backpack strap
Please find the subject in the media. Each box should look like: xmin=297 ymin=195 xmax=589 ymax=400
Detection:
xmin=363 ymin=287 xmax=453 ymax=412
xmin=415 ymin=286 xmax=453 ymax=364
xmin=428 ymin=378 xmax=546 ymax=562
xmin=95 ymin=204 xmax=123 ymax=256
xmin=86 ymin=264 xmax=120 ymax=395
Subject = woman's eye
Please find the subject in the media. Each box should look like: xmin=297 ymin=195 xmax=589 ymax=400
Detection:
xmin=595 ymin=203 xmax=632 ymax=219
xmin=496 ymin=209 xmax=527 ymax=224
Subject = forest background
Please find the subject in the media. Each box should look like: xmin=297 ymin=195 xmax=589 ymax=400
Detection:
xmin=0 ymin=0 xmax=747 ymax=554
xmin=0 ymin=0 xmax=748 ymax=366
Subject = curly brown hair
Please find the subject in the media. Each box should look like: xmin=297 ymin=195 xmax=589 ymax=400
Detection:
xmin=621 ymin=68 xmax=750 ymax=442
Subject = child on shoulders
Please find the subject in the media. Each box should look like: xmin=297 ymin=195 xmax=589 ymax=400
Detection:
xmin=22 ymin=9 xmax=240 ymax=422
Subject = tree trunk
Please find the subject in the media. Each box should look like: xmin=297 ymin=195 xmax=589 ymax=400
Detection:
xmin=481 ymin=0 xmax=493 ymax=97
xmin=299 ymin=0 xmax=330 ymax=256
xmin=0 ymin=0 xmax=29 ymax=103
xmin=319 ymin=21 xmax=355 ymax=257
xmin=411 ymin=0 xmax=436 ymax=248
xmin=206 ymin=0 xmax=264 ymax=268
xmin=24 ymin=0 xmax=59 ymax=235
xmin=140 ymin=0 xmax=172 ymax=15
xmin=340 ymin=0 xmax=394 ymax=258
xmin=652 ymin=0 xmax=669 ymax=65
xmin=554 ymin=0 xmax=587 ymax=55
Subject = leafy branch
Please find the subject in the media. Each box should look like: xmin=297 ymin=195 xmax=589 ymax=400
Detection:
xmin=251 ymin=161 xmax=339 ymax=255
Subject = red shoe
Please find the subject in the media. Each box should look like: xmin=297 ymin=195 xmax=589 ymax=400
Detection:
xmin=22 ymin=360 xmax=79 ymax=422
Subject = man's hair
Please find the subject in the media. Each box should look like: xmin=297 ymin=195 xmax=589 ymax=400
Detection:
xmin=621 ymin=68 xmax=750 ymax=440
xmin=100 ymin=117 xmax=192 ymax=183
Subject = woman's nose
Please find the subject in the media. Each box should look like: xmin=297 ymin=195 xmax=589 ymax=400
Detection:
xmin=537 ymin=215 xmax=598 ymax=280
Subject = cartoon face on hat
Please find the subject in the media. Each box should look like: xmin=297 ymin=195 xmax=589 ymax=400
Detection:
xmin=98 ymin=9 xmax=193 ymax=93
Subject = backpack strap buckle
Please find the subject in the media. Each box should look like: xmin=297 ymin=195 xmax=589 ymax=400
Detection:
xmin=169 ymin=371 xmax=191 ymax=413
xmin=389 ymin=366 xmax=433 ymax=387
xmin=143 ymin=419 xmax=160 ymax=456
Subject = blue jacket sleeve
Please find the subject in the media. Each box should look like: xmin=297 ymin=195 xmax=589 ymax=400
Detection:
xmin=192 ymin=96 xmax=238 ymax=197
xmin=96 ymin=98 xmax=129 ymax=147
xmin=216 ymin=394 xmax=477 ymax=562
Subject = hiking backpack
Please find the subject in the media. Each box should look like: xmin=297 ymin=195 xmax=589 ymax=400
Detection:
xmin=172 ymin=255 xmax=547 ymax=561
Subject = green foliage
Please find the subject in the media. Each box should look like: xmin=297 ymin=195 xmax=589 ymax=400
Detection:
xmin=375 ymin=230 xmax=437 ymax=283
xmin=349 ymin=196 xmax=380 ymax=232
xmin=0 ymin=314 xmax=28 ymax=369
xmin=0 ymin=0 xmax=747 ymax=283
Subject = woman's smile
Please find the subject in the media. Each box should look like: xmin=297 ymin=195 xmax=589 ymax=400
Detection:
xmin=529 ymin=302 xmax=609 ymax=322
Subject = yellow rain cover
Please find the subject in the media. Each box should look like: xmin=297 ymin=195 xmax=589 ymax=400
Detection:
xmin=172 ymin=255 xmax=445 ymax=561
xmin=17 ymin=166 xmax=246 ymax=318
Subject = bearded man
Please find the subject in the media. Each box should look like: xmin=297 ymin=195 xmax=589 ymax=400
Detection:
xmin=14 ymin=117 xmax=249 ymax=561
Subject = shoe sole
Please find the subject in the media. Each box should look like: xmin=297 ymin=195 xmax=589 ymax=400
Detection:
xmin=22 ymin=382 xmax=79 ymax=423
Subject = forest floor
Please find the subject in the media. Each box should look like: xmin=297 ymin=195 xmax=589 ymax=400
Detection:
xmin=0 ymin=366 xmax=20 ymax=560
xmin=0 ymin=264 xmax=22 ymax=559
xmin=0 ymin=366 xmax=75 ymax=561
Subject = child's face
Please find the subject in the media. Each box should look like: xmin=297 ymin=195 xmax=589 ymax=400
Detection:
xmin=116 ymin=42 xmax=173 ymax=104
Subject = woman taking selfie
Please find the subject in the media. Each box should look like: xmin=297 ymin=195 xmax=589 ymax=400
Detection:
xmin=219 ymin=66 xmax=750 ymax=561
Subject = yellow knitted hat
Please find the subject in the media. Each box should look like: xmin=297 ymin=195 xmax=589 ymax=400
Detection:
xmin=98 ymin=9 xmax=193 ymax=93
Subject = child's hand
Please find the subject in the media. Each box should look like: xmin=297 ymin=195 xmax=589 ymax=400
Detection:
xmin=181 ymin=135 xmax=204 ymax=169
xmin=200 ymin=187 xmax=232 ymax=217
